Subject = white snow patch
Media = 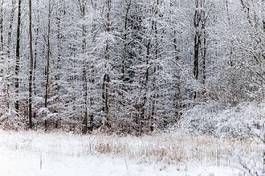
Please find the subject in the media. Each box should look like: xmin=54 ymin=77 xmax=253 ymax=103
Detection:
xmin=0 ymin=130 xmax=242 ymax=176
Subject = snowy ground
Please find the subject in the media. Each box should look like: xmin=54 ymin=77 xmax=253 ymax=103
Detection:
xmin=0 ymin=130 xmax=246 ymax=176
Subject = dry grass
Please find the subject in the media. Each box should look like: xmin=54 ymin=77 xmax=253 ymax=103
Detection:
xmin=80 ymin=131 xmax=260 ymax=165
xmin=0 ymin=130 xmax=261 ymax=165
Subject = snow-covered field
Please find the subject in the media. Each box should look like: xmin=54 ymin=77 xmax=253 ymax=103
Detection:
xmin=0 ymin=130 xmax=251 ymax=176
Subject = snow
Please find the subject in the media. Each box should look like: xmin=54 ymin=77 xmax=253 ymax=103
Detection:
xmin=0 ymin=149 xmax=175 ymax=176
xmin=0 ymin=130 xmax=242 ymax=176
xmin=179 ymin=101 xmax=265 ymax=138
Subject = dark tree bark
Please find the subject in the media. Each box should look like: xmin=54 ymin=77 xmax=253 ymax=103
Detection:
xmin=28 ymin=0 xmax=34 ymax=128
xmin=45 ymin=0 xmax=52 ymax=108
xmin=121 ymin=0 xmax=132 ymax=83
xmin=193 ymin=0 xmax=207 ymax=98
xmin=0 ymin=0 xmax=4 ymax=51
xmin=15 ymin=0 xmax=22 ymax=112
xmin=149 ymin=0 xmax=161 ymax=132
xmin=193 ymin=0 xmax=200 ymax=81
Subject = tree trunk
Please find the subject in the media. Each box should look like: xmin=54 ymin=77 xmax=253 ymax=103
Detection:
xmin=28 ymin=0 xmax=34 ymax=128
xmin=33 ymin=0 xmax=40 ymax=96
xmin=193 ymin=0 xmax=200 ymax=81
xmin=102 ymin=0 xmax=112 ymax=128
xmin=193 ymin=0 xmax=207 ymax=98
xmin=7 ymin=0 xmax=15 ymax=58
xmin=45 ymin=0 xmax=51 ymax=108
xmin=0 ymin=0 xmax=4 ymax=51
xmin=15 ymin=0 xmax=22 ymax=112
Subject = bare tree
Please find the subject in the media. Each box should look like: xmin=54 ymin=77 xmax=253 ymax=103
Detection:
xmin=28 ymin=0 xmax=34 ymax=128
xmin=102 ymin=0 xmax=112 ymax=128
xmin=193 ymin=0 xmax=207 ymax=99
xmin=15 ymin=0 xmax=22 ymax=112
xmin=45 ymin=0 xmax=52 ymax=108
xmin=0 ymin=0 xmax=4 ymax=51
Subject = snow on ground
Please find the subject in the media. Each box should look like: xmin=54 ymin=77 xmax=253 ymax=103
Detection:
xmin=0 ymin=130 xmax=243 ymax=176
xmin=0 ymin=148 xmax=177 ymax=176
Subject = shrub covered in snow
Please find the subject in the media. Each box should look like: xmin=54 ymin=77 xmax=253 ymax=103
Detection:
xmin=178 ymin=101 xmax=265 ymax=138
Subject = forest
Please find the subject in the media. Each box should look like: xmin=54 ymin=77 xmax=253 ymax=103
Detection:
xmin=0 ymin=0 xmax=263 ymax=134
xmin=0 ymin=0 xmax=264 ymax=175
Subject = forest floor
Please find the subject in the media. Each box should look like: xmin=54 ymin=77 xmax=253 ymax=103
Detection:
xmin=0 ymin=130 xmax=255 ymax=176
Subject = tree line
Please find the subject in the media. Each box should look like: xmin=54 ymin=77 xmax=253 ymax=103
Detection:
xmin=0 ymin=0 xmax=264 ymax=134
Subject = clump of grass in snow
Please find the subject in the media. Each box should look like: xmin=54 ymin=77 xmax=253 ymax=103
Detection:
xmin=0 ymin=130 xmax=260 ymax=165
